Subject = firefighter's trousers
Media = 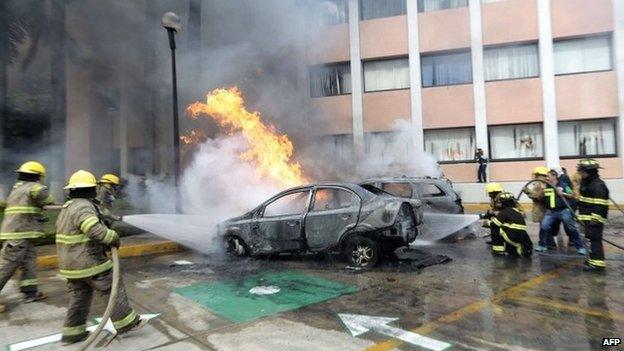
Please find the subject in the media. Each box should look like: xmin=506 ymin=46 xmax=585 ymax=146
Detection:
xmin=0 ymin=240 xmax=39 ymax=294
xmin=62 ymin=270 xmax=138 ymax=338
xmin=584 ymin=222 xmax=606 ymax=269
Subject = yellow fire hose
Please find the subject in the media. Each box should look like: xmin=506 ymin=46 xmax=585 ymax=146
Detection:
xmin=518 ymin=179 xmax=624 ymax=251
xmin=78 ymin=247 xmax=120 ymax=351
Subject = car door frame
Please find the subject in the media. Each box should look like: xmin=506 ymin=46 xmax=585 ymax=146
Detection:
xmin=304 ymin=185 xmax=362 ymax=251
xmin=415 ymin=180 xmax=454 ymax=212
xmin=252 ymin=187 xmax=313 ymax=252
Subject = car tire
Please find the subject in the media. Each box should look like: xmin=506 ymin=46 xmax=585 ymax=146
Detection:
xmin=344 ymin=235 xmax=379 ymax=268
xmin=226 ymin=236 xmax=249 ymax=257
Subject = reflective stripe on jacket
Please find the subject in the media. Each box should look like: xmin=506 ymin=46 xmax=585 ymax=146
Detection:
xmin=578 ymin=175 xmax=609 ymax=224
xmin=55 ymin=198 xmax=119 ymax=279
xmin=0 ymin=181 xmax=54 ymax=241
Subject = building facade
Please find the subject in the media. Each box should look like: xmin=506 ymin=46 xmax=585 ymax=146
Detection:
xmin=306 ymin=0 xmax=624 ymax=183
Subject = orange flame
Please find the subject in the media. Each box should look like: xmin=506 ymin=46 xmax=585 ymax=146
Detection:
xmin=180 ymin=129 xmax=207 ymax=145
xmin=186 ymin=87 xmax=307 ymax=188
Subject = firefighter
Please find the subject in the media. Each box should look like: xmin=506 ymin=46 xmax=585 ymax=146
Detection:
xmin=523 ymin=166 xmax=557 ymax=249
xmin=480 ymin=182 xmax=504 ymax=228
xmin=490 ymin=192 xmax=533 ymax=258
xmin=536 ymin=170 xmax=586 ymax=254
xmin=56 ymin=170 xmax=144 ymax=344
xmin=96 ymin=173 xmax=121 ymax=224
xmin=576 ymin=159 xmax=610 ymax=271
xmin=0 ymin=161 xmax=54 ymax=313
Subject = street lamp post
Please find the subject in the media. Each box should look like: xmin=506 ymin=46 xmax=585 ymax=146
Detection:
xmin=162 ymin=12 xmax=182 ymax=213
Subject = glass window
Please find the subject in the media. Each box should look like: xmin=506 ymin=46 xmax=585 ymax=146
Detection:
xmin=481 ymin=0 xmax=508 ymax=3
xmin=312 ymin=188 xmax=359 ymax=211
xmin=264 ymin=191 xmax=310 ymax=217
xmin=310 ymin=63 xmax=351 ymax=97
xmin=363 ymin=58 xmax=410 ymax=92
xmin=554 ymin=36 xmax=612 ymax=75
xmin=559 ymin=119 xmax=616 ymax=157
xmin=381 ymin=182 xmax=413 ymax=198
xmin=489 ymin=124 xmax=544 ymax=160
xmin=418 ymin=0 xmax=468 ymax=12
xmin=420 ymin=184 xmax=446 ymax=197
xmin=316 ymin=0 xmax=348 ymax=25
xmin=421 ymin=51 xmax=472 ymax=87
xmin=424 ymin=128 xmax=475 ymax=162
xmin=484 ymin=43 xmax=539 ymax=81
xmin=364 ymin=131 xmax=411 ymax=164
xmin=361 ymin=0 xmax=406 ymax=20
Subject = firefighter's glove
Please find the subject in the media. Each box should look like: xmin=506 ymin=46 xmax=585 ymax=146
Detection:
xmin=109 ymin=234 xmax=120 ymax=249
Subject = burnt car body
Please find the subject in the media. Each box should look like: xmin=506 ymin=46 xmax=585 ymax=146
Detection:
xmin=219 ymin=183 xmax=423 ymax=267
xmin=362 ymin=177 xmax=463 ymax=214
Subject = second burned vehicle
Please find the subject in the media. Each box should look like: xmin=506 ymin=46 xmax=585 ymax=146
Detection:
xmin=218 ymin=183 xmax=423 ymax=267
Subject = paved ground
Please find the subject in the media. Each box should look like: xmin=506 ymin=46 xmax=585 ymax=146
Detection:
xmin=1 ymin=218 xmax=623 ymax=351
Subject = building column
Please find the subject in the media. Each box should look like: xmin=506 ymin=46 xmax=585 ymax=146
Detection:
xmin=406 ymin=0 xmax=424 ymax=155
xmin=468 ymin=0 xmax=488 ymax=168
xmin=537 ymin=0 xmax=559 ymax=168
xmin=348 ymin=0 xmax=364 ymax=157
xmin=613 ymin=0 xmax=624 ymax=176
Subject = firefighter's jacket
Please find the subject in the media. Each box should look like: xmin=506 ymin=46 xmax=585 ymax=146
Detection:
xmin=0 ymin=181 xmax=54 ymax=241
xmin=578 ymin=175 xmax=609 ymax=224
xmin=96 ymin=184 xmax=116 ymax=212
xmin=490 ymin=207 xmax=532 ymax=256
xmin=55 ymin=198 xmax=119 ymax=279
xmin=525 ymin=180 xmax=546 ymax=223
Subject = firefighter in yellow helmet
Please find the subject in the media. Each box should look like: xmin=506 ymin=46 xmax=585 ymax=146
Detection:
xmin=576 ymin=159 xmax=610 ymax=271
xmin=96 ymin=173 xmax=121 ymax=224
xmin=55 ymin=170 xmax=144 ymax=344
xmin=490 ymin=192 xmax=533 ymax=258
xmin=522 ymin=166 xmax=557 ymax=248
xmin=0 ymin=161 xmax=54 ymax=313
xmin=480 ymin=183 xmax=504 ymax=228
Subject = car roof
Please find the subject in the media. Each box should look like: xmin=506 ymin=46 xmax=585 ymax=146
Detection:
xmin=363 ymin=176 xmax=444 ymax=182
xmin=271 ymin=182 xmax=374 ymax=198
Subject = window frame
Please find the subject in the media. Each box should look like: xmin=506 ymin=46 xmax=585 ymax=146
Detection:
xmin=420 ymin=49 xmax=473 ymax=88
xmin=553 ymin=34 xmax=614 ymax=76
xmin=483 ymin=42 xmax=540 ymax=82
xmin=309 ymin=61 xmax=352 ymax=98
xmin=310 ymin=186 xmax=361 ymax=212
xmin=424 ymin=126 xmax=476 ymax=164
xmin=261 ymin=189 xmax=312 ymax=218
xmin=487 ymin=122 xmax=545 ymax=162
xmin=359 ymin=0 xmax=407 ymax=21
xmin=317 ymin=0 xmax=349 ymax=26
xmin=379 ymin=181 xmax=415 ymax=198
xmin=417 ymin=0 xmax=469 ymax=13
xmin=558 ymin=118 xmax=619 ymax=159
xmin=362 ymin=56 xmax=411 ymax=93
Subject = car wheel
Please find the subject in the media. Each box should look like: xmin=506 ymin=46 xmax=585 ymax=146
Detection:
xmin=226 ymin=236 xmax=249 ymax=257
xmin=344 ymin=235 xmax=379 ymax=268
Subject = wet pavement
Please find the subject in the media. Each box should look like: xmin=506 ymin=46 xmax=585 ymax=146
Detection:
xmin=1 ymin=219 xmax=623 ymax=350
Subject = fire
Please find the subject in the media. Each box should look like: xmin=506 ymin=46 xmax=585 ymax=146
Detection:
xmin=186 ymin=87 xmax=307 ymax=188
xmin=180 ymin=129 xmax=207 ymax=145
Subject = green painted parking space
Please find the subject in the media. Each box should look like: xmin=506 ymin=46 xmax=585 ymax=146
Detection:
xmin=175 ymin=270 xmax=358 ymax=323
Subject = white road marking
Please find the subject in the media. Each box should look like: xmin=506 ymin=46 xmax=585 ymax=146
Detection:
xmin=7 ymin=313 xmax=160 ymax=351
xmin=338 ymin=313 xmax=452 ymax=351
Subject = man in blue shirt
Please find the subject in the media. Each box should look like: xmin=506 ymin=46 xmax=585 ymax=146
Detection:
xmin=535 ymin=170 xmax=586 ymax=255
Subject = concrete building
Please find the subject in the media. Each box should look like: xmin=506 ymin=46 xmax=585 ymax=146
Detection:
xmin=306 ymin=0 xmax=624 ymax=191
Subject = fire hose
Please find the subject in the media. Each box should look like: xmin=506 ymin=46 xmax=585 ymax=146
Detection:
xmin=518 ymin=179 xmax=624 ymax=251
xmin=78 ymin=247 xmax=120 ymax=351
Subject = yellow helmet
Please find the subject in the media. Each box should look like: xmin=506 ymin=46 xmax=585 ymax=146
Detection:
xmin=16 ymin=161 xmax=46 ymax=177
xmin=532 ymin=166 xmax=549 ymax=177
xmin=485 ymin=182 xmax=503 ymax=195
xmin=64 ymin=170 xmax=97 ymax=190
xmin=99 ymin=173 xmax=121 ymax=185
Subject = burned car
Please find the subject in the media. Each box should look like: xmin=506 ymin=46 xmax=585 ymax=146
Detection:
xmin=219 ymin=183 xmax=423 ymax=267
xmin=362 ymin=177 xmax=463 ymax=214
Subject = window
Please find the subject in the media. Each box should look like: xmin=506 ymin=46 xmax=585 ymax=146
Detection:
xmin=363 ymin=58 xmax=410 ymax=92
xmin=481 ymin=0 xmax=508 ymax=3
xmin=381 ymin=183 xmax=413 ymax=198
xmin=489 ymin=124 xmax=543 ymax=160
xmin=312 ymin=188 xmax=359 ymax=211
xmin=310 ymin=63 xmax=351 ymax=97
xmin=420 ymin=184 xmax=446 ymax=197
xmin=421 ymin=51 xmax=472 ymax=87
xmin=554 ymin=36 xmax=612 ymax=75
xmin=264 ymin=191 xmax=310 ymax=217
xmin=418 ymin=0 xmax=468 ymax=12
xmin=361 ymin=0 xmax=406 ymax=20
xmin=424 ymin=128 xmax=475 ymax=162
xmin=364 ymin=131 xmax=411 ymax=164
xmin=484 ymin=43 xmax=539 ymax=81
xmin=315 ymin=0 xmax=348 ymax=25
xmin=559 ymin=119 xmax=617 ymax=157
